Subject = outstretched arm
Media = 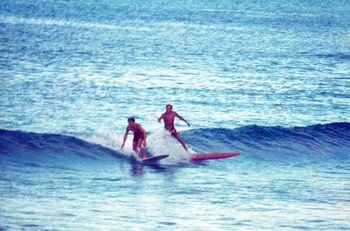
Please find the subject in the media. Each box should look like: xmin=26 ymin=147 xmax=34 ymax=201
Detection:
xmin=120 ymin=127 xmax=129 ymax=149
xmin=176 ymin=113 xmax=190 ymax=127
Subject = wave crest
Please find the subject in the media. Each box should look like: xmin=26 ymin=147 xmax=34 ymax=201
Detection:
xmin=1 ymin=123 xmax=349 ymax=164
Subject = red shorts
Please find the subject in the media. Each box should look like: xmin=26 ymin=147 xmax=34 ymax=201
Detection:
xmin=133 ymin=131 xmax=144 ymax=142
xmin=169 ymin=128 xmax=178 ymax=137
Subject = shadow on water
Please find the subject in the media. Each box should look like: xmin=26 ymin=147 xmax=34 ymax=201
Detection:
xmin=128 ymin=156 xmax=202 ymax=176
xmin=129 ymin=160 xmax=176 ymax=176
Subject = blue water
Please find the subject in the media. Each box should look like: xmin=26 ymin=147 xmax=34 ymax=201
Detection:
xmin=1 ymin=0 xmax=350 ymax=230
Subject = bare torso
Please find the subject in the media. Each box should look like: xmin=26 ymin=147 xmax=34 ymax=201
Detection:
xmin=162 ymin=111 xmax=177 ymax=131
xmin=127 ymin=123 xmax=143 ymax=137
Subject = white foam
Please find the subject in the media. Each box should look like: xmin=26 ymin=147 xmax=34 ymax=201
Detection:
xmin=0 ymin=16 xmax=119 ymax=30
xmin=146 ymin=130 xmax=192 ymax=164
xmin=79 ymin=132 xmax=133 ymax=158
xmin=79 ymin=130 xmax=193 ymax=164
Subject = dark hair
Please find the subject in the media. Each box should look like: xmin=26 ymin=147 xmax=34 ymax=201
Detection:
xmin=166 ymin=104 xmax=173 ymax=109
xmin=128 ymin=117 xmax=135 ymax=122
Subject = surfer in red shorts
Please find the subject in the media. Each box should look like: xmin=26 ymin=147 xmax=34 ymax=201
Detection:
xmin=121 ymin=117 xmax=147 ymax=159
xmin=158 ymin=104 xmax=190 ymax=151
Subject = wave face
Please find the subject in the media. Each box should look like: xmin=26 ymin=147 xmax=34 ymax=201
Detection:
xmin=0 ymin=129 xmax=123 ymax=169
xmin=1 ymin=122 xmax=349 ymax=165
xmin=184 ymin=122 xmax=350 ymax=159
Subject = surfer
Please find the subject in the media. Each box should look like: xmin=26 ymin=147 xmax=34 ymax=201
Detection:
xmin=121 ymin=117 xmax=147 ymax=159
xmin=158 ymin=104 xmax=190 ymax=151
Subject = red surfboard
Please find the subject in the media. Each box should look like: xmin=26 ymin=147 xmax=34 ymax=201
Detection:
xmin=190 ymin=152 xmax=240 ymax=161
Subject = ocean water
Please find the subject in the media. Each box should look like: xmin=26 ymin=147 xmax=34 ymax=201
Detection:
xmin=1 ymin=0 xmax=350 ymax=230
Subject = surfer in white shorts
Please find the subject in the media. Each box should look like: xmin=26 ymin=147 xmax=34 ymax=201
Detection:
xmin=157 ymin=104 xmax=190 ymax=151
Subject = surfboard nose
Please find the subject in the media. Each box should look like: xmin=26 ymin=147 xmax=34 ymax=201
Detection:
xmin=191 ymin=152 xmax=240 ymax=161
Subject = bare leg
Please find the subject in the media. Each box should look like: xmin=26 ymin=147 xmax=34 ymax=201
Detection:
xmin=174 ymin=133 xmax=188 ymax=151
xmin=137 ymin=139 xmax=147 ymax=159
xmin=132 ymin=141 xmax=141 ymax=158
xmin=132 ymin=141 xmax=138 ymax=151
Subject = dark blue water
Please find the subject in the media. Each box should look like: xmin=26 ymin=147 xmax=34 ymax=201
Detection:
xmin=1 ymin=0 xmax=350 ymax=230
